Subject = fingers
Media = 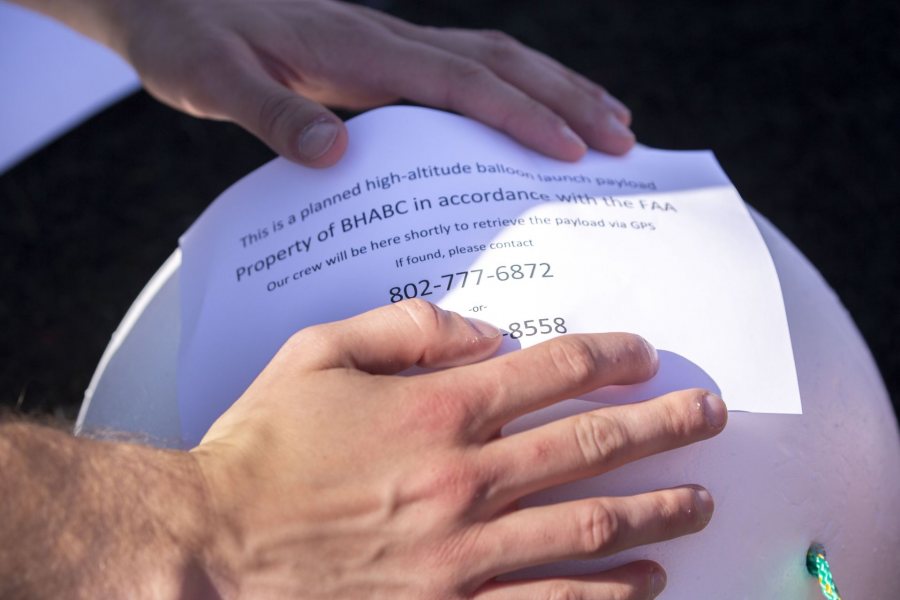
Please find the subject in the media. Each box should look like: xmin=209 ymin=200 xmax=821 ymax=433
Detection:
xmin=476 ymin=561 xmax=666 ymax=600
xmin=443 ymin=333 xmax=658 ymax=437
xmin=353 ymin=7 xmax=635 ymax=155
xmin=212 ymin=64 xmax=349 ymax=167
xmin=472 ymin=486 xmax=713 ymax=580
xmin=419 ymin=28 xmax=636 ymax=154
xmin=187 ymin=1 xmax=633 ymax=163
xmin=375 ymin=38 xmax=588 ymax=161
xmin=481 ymin=389 xmax=727 ymax=506
xmin=283 ymin=299 xmax=502 ymax=373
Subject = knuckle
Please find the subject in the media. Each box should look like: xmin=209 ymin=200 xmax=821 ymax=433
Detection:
xmin=659 ymin=397 xmax=692 ymax=439
xmin=257 ymin=92 xmax=297 ymax=143
xmin=651 ymin=490 xmax=680 ymax=525
xmin=283 ymin=323 xmax=326 ymax=356
xmin=580 ymin=500 xmax=620 ymax=554
xmin=429 ymin=528 xmax=485 ymax=587
xmin=545 ymin=582 xmax=584 ymax=600
xmin=479 ymin=29 xmax=521 ymax=63
xmin=451 ymin=59 xmax=491 ymax=82
xmin=395 ymin=298 xmax=443 ymax=336
xmin=572 ymin=412 xmax=625 ymax=466
xmin=444 ymin=59 xmax=491 ymax=104
xmin=411 ymin=382 xmax=478 ymax=434
xmin=548 ymin=337 xmax=598 ymax=386
xmin=280 ymin=323 xmax=337 ymax=364
xmin=417 ymin=457 xmax=490 ymax=512
xmin=472 ymin=363 xmax=507 ymax=410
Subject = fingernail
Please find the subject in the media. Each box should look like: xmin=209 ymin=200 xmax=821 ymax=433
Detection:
xmin=603 ymin=93 xmax=631 ymax=123
xmin=640 ymin=336 xmax=658 ymax=367
xmin=650 ymin=565 xmax=667 ymax=597
xmin=298 ymin=118 xmax=339 ymax=161
xmin=693 ymin=486 xmax=715 ymax=523
xmin=467 ymin=317 xmax=502 ymax=339
xmin=605 ymin=112 xmax=635 ymax=139
xmin=701 ymin=393 xmax=727 ymax=429
xmin=559 ymin=123 xmax=587 ymax=151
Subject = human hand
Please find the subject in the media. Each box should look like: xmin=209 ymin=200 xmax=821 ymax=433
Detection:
xmin=89 ymin=0 xmax=634 ymax=166
xmin=191 ymin=300 xmax=727 ymax=598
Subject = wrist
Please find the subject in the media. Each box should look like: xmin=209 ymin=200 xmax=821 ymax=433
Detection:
xmin=106 ymin=438 xmax=223 ymax=598
xmin=187 ymin=437 xmax=262 ymax=598
xmin=0 ymin=422 xmax=224 ymax=598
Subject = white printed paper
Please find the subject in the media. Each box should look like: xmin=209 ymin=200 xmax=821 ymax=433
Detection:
xmin=178 ymin=106 xmax=800 ymax=445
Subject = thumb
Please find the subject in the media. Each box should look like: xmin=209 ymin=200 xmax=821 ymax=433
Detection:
xmin=285 ymin=300 xmax=504 ymax=374
xmin=225 ymin=69 xmax=348 ymax=167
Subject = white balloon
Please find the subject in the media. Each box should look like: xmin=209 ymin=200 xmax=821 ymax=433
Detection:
xmin=79 ymin=210 xmax=900 ymax=597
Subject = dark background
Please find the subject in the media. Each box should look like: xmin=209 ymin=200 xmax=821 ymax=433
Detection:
xmin=1 ymin=0 xmax=898 ymax=423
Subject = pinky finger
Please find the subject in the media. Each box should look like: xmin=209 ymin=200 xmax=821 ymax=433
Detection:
xmin=475 ymin=561 xmax=666 ymax=600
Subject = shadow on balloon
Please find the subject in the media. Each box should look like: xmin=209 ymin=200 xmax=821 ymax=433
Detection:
xmin=582 ymin=349 xmax=721 ymax=406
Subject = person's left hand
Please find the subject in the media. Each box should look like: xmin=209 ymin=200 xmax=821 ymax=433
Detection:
xmin=91 ymin=0 xmax=634 ymax=166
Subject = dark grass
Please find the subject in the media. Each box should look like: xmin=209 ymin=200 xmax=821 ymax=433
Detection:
xmin=1 ymin=0 xmax=898 ymax=422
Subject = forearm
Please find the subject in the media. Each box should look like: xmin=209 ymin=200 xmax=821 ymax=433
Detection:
xmin=0 ymin=421 xmax=218 ymax=599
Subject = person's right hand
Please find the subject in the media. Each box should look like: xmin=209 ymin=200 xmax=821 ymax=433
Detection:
xmin=191 ymin=300 xmax=727 ymax=599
